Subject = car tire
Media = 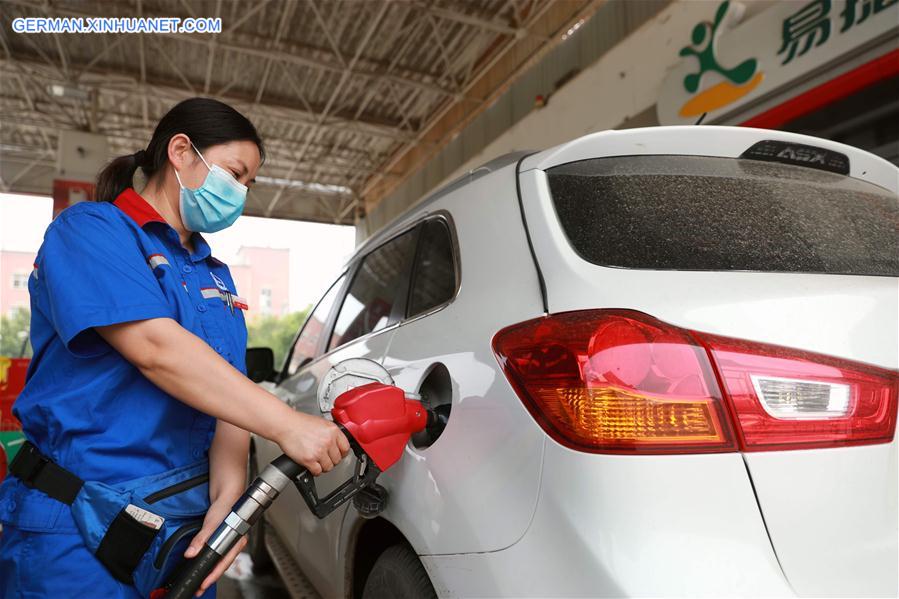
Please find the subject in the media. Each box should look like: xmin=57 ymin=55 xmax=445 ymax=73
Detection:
xmin=246 ymin=451 xmax=273 ymax=573
xmin=361 ymin=544 xmax=437 ymax=599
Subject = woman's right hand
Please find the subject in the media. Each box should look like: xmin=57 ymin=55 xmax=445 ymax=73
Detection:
xmin=277 ymin=411 xmax=351 ymax=475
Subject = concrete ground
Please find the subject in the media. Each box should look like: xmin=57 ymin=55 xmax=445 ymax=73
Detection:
xmin=217 ymin=552 xmax=291 ymax=599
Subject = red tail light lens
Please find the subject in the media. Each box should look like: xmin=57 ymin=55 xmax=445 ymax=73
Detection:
xmin=492 ymin=310 xmax=736 ymax=454
xmin=697 ymin=334 xmax=898 ymax=451
xmin=493 ymin=310 xmax=898 ymax=454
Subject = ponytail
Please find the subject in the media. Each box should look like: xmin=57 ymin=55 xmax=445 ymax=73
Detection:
xmin=95 ymin=150 xmax=146 ymax=202
xmin=95 ymin=98 xmax=264 ymax=202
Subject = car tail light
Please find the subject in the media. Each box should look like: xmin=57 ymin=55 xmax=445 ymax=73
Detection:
xmin=696 ymin=334 xmax=898 ymax=451
xmin=493 ymin=310 xmax=898 ymax=454
xmin=491 ymin=310 xmax=736 ymax=454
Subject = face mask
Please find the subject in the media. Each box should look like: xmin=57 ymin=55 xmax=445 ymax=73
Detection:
xmin=173 ymin=142 xmax=247 ymax=233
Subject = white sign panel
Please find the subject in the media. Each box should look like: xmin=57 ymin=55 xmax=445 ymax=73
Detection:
xmin=657 ymin=0 xmax=898 ymax=125
xmin=57 ymin=130 xmax=109 ymax=180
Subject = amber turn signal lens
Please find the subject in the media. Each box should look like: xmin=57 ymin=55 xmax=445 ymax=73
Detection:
xmin=536 ymin=387 xmax=727 ymax=445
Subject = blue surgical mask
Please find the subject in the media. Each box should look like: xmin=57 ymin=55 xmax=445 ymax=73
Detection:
xmin=174 ymin=143 xmax=247 ymax=233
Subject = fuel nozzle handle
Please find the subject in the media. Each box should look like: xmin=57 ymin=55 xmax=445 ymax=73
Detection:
xmin=332 ymin=382 xmax=428 ymax=471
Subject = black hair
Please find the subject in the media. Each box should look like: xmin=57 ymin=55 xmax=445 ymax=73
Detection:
xmin=96 ymin=97 xmax=265 ymax=202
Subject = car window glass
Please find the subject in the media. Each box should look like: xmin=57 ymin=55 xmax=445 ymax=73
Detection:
xmin=547 ymin=155 xmax=899 ymax=276
xmin=329 ymin=229 xmax=417 ymax=351
xmin=287 ymin=274 xmax=345 ymax=375
xmin=408 ymin=219 xmax=456 ymax=317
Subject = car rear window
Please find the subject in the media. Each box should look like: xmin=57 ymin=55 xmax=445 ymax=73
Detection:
xmin=545 ymin=155 xmax=898 ymax=276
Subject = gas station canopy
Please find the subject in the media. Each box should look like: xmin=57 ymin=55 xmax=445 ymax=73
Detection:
xmin=0 ymin=0 xmax=597 ymax=224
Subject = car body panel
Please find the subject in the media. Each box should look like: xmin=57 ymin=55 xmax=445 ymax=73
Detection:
xmin=379 ymin=289 xmax=546 ymax=556
xmin=744 ymin=441 xmax=898 ymax=597
xmin=422 ymin=445 xmax=794 ymax=598
xmin=366 ymin=167 xmax=548 ymax=555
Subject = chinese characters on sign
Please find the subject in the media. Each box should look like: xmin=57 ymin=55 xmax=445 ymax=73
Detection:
xmin=779 ymin=0 xmax=897 ymax=64
xmin=841 ymin=0 xmax=898 ymax=30
xmin=778 ymin=0 xmax=831 ymax=65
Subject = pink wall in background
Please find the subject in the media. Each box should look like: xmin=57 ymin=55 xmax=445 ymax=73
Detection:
xmin=1 ymin=251 xmax=36 ymax=317
xmin=228 ymin=246 xmax=290 ymax=318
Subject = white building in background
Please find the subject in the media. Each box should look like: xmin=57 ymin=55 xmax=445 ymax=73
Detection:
xmin=0 ymin=250 xmax=35 ymax=318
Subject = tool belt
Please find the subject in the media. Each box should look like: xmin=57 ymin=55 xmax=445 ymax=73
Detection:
xmin=9 ymin=441 xmax=209 ymax=598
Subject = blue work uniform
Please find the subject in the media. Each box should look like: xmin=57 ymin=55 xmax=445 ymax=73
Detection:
xmin=0 ymin=188 xmax=248 ymax=598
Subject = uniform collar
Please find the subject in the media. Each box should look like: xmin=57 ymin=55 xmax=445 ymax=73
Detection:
xmin=113 ymin=188 xmax=166 ymax=227
xmin=190 ymin=233 xmax=212 ymax=263
xmin=114 ymin=187 xmax=213 ymax=263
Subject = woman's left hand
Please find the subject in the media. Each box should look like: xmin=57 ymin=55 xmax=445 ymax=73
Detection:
xmin=184 ymin=492 xmax=246 ymax=597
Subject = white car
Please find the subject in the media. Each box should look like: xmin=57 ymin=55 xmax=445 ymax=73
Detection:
xmin=248 ymin=126 xmax=898 ymax=598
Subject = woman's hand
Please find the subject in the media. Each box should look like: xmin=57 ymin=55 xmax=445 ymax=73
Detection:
xmin=184 ymin=491 xmax=245 ymax=597
xmin=278 ymin=412 xmax=351 ymax=476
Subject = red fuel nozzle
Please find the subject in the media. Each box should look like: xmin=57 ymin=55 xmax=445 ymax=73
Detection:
xmin=331 ymin=382 xmax=428 ymax=471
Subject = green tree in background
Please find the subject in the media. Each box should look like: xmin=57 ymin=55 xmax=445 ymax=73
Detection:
xmin=246 ymin=306 xmax=311 ymax=369
xmin=0 ymin=308 xmax=32 ymax=358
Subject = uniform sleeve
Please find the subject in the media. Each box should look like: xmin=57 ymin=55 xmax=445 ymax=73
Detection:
xmin=37 ymin=207 xmax=174 ymax=358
